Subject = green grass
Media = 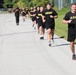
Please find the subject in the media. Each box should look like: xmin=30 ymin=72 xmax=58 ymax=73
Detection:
xmin=55 ymin=8 xmax=70 ymax=40
xmin=0 ymin=11 xmax=9 ymax=14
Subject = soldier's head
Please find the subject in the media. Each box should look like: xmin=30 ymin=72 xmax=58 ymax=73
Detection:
xmin=71 ymin=3 xmax=76 ymax=12
xmin=40 ymin=6 xmax=44 ymax=12
xmin=46 ymin=3 xmax=51 ymax=10
xmin=37 ymin=6 xmax=40 ymax=11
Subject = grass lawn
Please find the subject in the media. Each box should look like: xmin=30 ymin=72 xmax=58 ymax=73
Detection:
xmin=0 ymin=11 xmax=9 ymax=14
xmin=55 ymin=8 xmax=70 ymax=40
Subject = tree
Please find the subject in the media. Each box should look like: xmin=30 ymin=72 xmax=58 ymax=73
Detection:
xmin=3 ymin=0 xmax=52 ymax=8
xmin=0 ymin=0 xmax=4 ymax=8
xmin=30 ymin=0 xmax=48 ymax=7
xmin=12 ymin=0 xmax=19 ymax=7
xmin=3 ymin=0 xmax=13 ymax=8
xmin=16 ymin=0 xmax=26 ymax=8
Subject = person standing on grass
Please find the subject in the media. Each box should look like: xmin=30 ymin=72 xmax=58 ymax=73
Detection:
xmin=63 ymin=3 xmax=76 ymax=60
xmin=43 ymin=3 xmax=58 ymax=46
xmin=14 ymin=7 xmax=20 ymax=25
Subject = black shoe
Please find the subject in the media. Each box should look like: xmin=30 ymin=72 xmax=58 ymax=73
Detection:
xmin=17 ymin=23 xmax=19 ymax=25
xmin=42 ymin=37 xmax=44 ymax=40
xmin=49 ymin=43 xmax=51 ymax=46
xmin=40 ymin=37 xmax=44 ymax=40
xmin=72 ymin=54 xmax=76 ymax=60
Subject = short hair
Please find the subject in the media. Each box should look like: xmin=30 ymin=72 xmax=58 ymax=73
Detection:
xmin=46 ymin=3 xmax=51 ymax=6
xmin=71 ymin=3 xmax=76 ymax=6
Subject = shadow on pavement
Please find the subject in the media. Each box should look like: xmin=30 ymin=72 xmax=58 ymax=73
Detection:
xmin=54 ymin=36 xmax=65 ymax=39
xmin=0 ymin=31 xmax=37 ymax=36
xmin=53 ymin=43 xmax=70 ymax=47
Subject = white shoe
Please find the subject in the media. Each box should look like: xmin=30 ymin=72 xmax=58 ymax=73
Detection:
xmin=51 ymin=39 xmax=54 ymax=46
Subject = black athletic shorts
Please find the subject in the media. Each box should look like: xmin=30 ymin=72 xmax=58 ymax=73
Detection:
xmin=68 ymin=28 xmax=76 ymax=42
xmin=32 ymin=17 xmax=36 ymax=21
xmin=43 ymin=23 xmax=45 ymax=28
xmin=45 ymin=22 xmax=55 ymax=30
xmin=38 ymin=22 xmax=45 ymax=28
xmin=36 ymin=18 xmax=38 ymax=23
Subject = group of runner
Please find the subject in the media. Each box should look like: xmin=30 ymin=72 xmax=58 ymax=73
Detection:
xmin=30 ymin=3 xmax=58 ymax=47
xmin=14 ymin=7 xmax=29 ymax=25
xmin=30 ymin=3 xmax=76 ymax=60
xmin=14 ymin=3 xmax=76 ymax=60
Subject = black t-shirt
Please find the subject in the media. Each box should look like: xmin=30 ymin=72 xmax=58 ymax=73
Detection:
xmin=43 ymin=8 xmax=58 ymax=23
xmin=30 ymin=11 xmax=33 ymax=18
xmin=22 ymin=11 xmax=26 ymax=16
xmin=36 ymin=11 xmax=43 ymax=22
xmin=15 ymin=9 xmax=20 ymax=17
xmin=26 ymin=10 xmax=28 ymax=14
xmin=32 ymin=11 xmax=36 ymax=15
xmin=30 ymin=11 xmax=33 ymax=14
xmin=31 ymin=11 xmax=36 ymax=18
xmin=63 ymin=11 xmax=76 ymax=29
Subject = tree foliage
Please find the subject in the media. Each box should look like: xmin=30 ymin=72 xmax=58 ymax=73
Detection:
xmin=3 ymin=0 xmax=13 ymax=8
xmin=3 ymin=0 xmax=53 ymax=8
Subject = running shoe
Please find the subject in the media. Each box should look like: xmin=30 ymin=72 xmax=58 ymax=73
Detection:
xmin=40 ymin=37 xmax=44 ymax=40
xmin=72 ymin=54 xmax=76 ymax=60
xmin=34 ymin=27 xmax=36 ymax=30
xmin=49 ymin=42 xmax=51 ymax=46
xmin=51 ymin=39 xmax=54 ymax=46
xmin=17 ymin=23 xmax=19 ymax=25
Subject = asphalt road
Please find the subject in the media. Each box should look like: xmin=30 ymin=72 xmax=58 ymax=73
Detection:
xmin=0 ymin=13 xmax=76 ymax=75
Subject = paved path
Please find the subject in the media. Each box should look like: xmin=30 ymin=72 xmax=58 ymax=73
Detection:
xmin=0 ymin=13 xmax=76 ymax=75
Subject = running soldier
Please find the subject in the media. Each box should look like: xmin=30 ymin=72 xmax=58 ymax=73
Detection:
xmin=14 ymin=7 xmax=20 ymax=25
xmin=63 ymin=3 xmax=76 ymax=60
xmin=21 ymin=8 xmax=26 ymax=22
xmin=36 ymin=6 xmax=45 ymax=40
xmin=43 ymin=3 xmax=58 ymax=46
xmin=30 ymin=7 xmax=37 ymax=29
